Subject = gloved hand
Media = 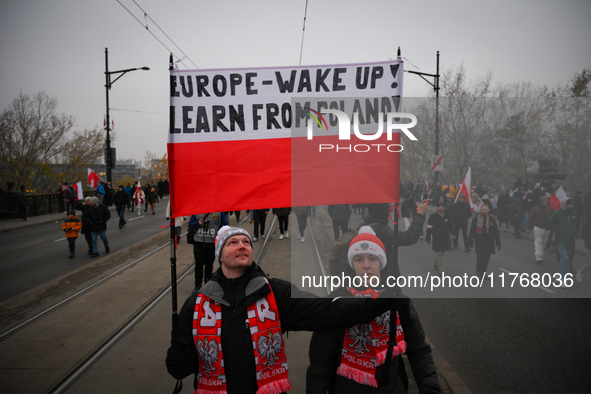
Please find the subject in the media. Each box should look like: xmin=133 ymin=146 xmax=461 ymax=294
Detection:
xmin=166 ymin=346 xmax=186 ymax=379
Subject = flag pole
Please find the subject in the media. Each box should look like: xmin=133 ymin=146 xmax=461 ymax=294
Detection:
xmin=168 ymin=53 xmax=181 ymax=376
xmin=378 ymin=47 xmax=403 ymax=387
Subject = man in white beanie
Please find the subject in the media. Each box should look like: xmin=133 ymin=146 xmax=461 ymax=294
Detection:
xmin=166 ymin=226 xmax=398 ymax=394
xmin=307 ymin=226 xmax=441 ymax=393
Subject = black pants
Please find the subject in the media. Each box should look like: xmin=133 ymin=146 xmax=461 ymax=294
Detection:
xmin=193 ymin=242 xmax=215 ymax=288
xmin=332 ymin=218 xmax=348 ymax=240
xmin=278 ymin=215 xmax=289 ymax=234
xmin=83 ymin=230 xmax=93 ymax=252
xmin=476 ymin=253 xmax=492 ymax=274
xmin=254 ymin=211 xmax=268 ymax=238
xmin=234 ymin=211 xmax=241 ymax=222
xmin=454 ymin=220 xmax=470 ymax=250
xmin=297 ymin=214 xmax=308 ymax=237
xmin=68 ymin=238 xmax=77 ymax=253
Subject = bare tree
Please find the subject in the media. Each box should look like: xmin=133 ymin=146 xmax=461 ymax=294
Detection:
xmin=544 ymin=69 xmax=591 ymax=192
xmin=0 ymin=91 xmax=74 ymax=187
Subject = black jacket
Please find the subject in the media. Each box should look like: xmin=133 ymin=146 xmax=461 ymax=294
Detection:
xmin=167 ymin=264 xmax=394 ymax=393
xmin=88 ymin=203 xmax=111 ymax=232
xmin=448 ymin=201 xmax=472 ymax=224
xmin=113 ymin=190 xmax=129 ymax=207
xmin=306 ymin=287 xmax=441 ymax=394
xmin=468 ymin=215 xmax=501 ymax=255
xmin=426 ymin=212 xmax=454 ymax=252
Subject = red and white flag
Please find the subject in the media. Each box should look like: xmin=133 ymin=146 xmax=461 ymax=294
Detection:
xmin=549 ymin=185 xmax=567 ymax=211
xmin=88 ymin=168 xmax=100 ymax=188
xmin=73 ymin=181 xmax=84 ymax=201
xmin=167 ymin=60 xmax=406 ymax=217
xmin=455 ymin=167 xmax=473 ymax=210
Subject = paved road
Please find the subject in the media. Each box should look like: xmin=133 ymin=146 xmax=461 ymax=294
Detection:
xmin=0 ymin=200 xmax=170 ymax=302
xmin=309 ymin=208 xmax=591 ymax=394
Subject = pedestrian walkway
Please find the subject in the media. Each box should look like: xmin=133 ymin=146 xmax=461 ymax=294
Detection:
xmin=0 ymin=208 xmax=465 ymax=393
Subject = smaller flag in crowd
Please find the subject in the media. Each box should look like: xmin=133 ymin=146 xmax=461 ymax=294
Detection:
xmin=88 ymin=168 xmax=100 ymax=188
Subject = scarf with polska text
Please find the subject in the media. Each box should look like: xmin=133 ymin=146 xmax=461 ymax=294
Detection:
xmin=192 ymin=281 xmax=290 ymax=394
xmin=336 ymin=287 xmax=406 ymax=388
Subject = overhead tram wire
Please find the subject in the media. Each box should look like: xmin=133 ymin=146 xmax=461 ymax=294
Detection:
xmin=115 ymin=0 xmax=193 ymax=69
xmin=299 ymin=0 xmax=309 ymax=66
xmin=131 ymin=0 xmax=199 ymax=69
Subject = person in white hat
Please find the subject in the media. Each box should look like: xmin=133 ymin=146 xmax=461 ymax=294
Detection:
xmin=307 ymin=226 xmax=440 ymax=393
xmin=166 ymin=226 xmax=398 ymax=394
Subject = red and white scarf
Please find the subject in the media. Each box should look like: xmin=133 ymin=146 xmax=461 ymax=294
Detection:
xmin=336 ymin=287 xmax=406 ymax=388
xmin=192 ymin=282 xmax=290 ymax=394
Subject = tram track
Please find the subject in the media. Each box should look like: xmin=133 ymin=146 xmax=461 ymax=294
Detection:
xmin=43 ymin=216 xmax=271 ymax=394
xmin=1 ymin=213 xmax=329 ymax=393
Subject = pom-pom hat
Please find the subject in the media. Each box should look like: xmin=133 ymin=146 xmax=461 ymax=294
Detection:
xmin=348 ymin=226 xmax=387 ymax=269
xmin=215 ymin=225 xmax=253 ymax=263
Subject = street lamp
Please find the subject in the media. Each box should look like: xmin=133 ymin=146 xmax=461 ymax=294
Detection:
xmin=406 ymin=51 xmax=441 ymax=184
xmin=104 ymin=47 xmax=149 ymax=184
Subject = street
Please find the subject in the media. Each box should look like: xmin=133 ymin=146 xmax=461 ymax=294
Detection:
xmin=0 ymin=201 xmax=170 ymax=302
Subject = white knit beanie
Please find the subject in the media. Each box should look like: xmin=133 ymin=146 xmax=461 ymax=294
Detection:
xmin=348 ymin=226 xmax=387 ymax=269
xmin=215 ymin=225 xmax=252 ymax=262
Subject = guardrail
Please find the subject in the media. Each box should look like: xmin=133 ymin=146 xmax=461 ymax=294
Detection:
xmin=0 ymin=191 xmax=97 ymax=219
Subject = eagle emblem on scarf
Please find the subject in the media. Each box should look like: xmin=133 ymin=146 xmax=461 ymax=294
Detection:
xmin=196 ymin=337 xmax=219 ymax=374
xmin=347 ymin=323 xmax=372 ymax=354
xmin=374 ymin=311 xmax=390 ymax=334
xmin=257 ymin=330 xmax=283 ymax=366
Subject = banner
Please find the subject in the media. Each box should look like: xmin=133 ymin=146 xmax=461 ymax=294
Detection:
xmin=168 ymin=60 xmax=406 ymax=217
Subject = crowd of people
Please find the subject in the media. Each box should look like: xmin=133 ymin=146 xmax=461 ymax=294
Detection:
xmin=403 ymin=178 xmax=591 ymax=284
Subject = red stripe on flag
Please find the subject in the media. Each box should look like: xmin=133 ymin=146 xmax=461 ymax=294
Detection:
xmin=168 ymin=134 xmax=401 ymax=217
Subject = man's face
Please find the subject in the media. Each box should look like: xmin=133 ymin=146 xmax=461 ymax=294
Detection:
xmin=352 ymin=253 xmax=381 ymax=284
xmin=220 ymin=235 xmax=253 ymax=270
xmin=566 ymin=202 xmax=574 ymax=210
xmin=437 ymin=205 xmax=445 ymax=214
xmin=540 ymin=198 xmax=548 ymax=206
xmin=481 ymin=205 xmax=490 ymax=216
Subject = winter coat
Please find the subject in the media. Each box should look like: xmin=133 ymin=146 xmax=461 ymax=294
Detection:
xmin=497 ymin=194 xmax=511 ymax=222
xmin=166 ymin=264 xmax=393 ymax=393
xmin=306 ymin=287 xmax=441 ymax=394
xmin=509 ymin=198 xmax=524 ymax=226
xmin=426 ymin=212 xmax=454 ymax=252
xmin=113 ymin=190 xmax=130 ymax=207
xmin=468 ymin=215 xmax=500 ymax=255
xmin=581 ymin=220 xmax=591 ymax=250
xmin=547 ymin=200 xmax=577 ymax=246
xmin=272 ymin=207 xmax=291 ymax=216
xmin=75 ymin=201 xmax=91 ymax=234
xmin=88 ymin=203 xmax=111 ymax=232
xmin=526 ymin=204 xmax=554 ymax=230
xmin=62 ymin=216 xmax=82 ymax=238
xmin=293 ymin=206 xmax=311 ymax=216
xmin=400 ymin=198 xmax=416 ymax=219
xmin=328 ymin=204 xmax=351 ymax=222
xmin=147 ymin=192 xmax=159 ymax=204
xmin=188 ymin=212 xmax=228 ymax=243
xmin=448 ymin=201 xmax=472 ymax=224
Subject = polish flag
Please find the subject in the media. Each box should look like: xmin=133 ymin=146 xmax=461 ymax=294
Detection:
xmin=455 ymin=167 xmax=473 ymax=209
xmin=167 ymin=60 xmax=405 ymax=217
xmin=73 ymin=181 xmax=84 ymax=201
xmin=549 ymin=185 xmax=567 ymax=211
xmin=88 ymin=168 xmax=100 ymax=188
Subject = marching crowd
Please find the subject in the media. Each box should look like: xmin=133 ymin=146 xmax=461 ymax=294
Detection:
xmin=55 ymin=180 xmax=168 ymax=258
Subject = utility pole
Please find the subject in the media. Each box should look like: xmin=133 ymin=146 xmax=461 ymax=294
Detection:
xmin=406 ymin=51 xmax=441 ymax=184
xmin=104 ymin=48 xmax=150 ymax=183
